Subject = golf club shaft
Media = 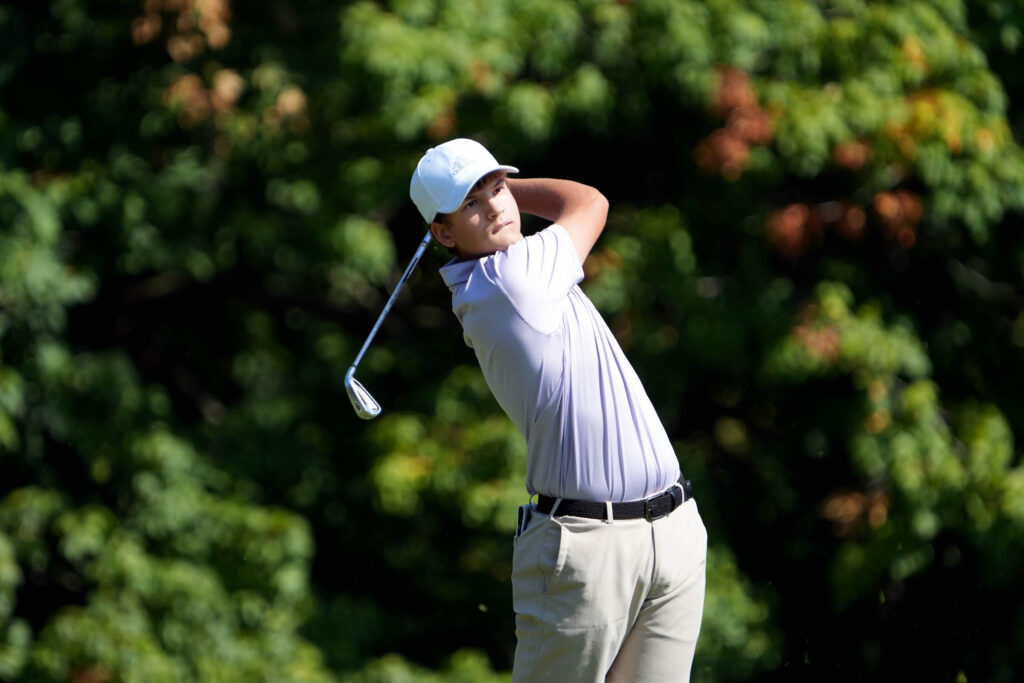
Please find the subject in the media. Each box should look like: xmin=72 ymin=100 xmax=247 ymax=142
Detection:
xmin=349 ymin=230 xmax=433 ymax=371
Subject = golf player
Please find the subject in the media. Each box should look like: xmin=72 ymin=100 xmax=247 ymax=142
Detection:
xmin=410 ymin=138 xmax=707 ymax=682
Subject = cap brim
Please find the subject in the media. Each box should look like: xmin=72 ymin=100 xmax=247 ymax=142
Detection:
xmin=436 ymin=164 xmax=519 ymax=214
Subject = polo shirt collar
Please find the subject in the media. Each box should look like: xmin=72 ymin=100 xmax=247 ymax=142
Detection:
xmin=439 ymin=258 xmax=480 ymax=288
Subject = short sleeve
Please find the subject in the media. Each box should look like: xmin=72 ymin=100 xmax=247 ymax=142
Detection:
xmin=483 ymin=224 xmax=583 ymax=333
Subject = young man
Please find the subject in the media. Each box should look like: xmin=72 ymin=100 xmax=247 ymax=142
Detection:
xmin=410 ymin=138 xmax=707 ymax=682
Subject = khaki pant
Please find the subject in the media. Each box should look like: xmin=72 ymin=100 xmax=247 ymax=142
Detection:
xmin=511 ymin=498 xmax=707 ymax=682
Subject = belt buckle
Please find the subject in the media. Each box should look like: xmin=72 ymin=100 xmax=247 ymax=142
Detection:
xmin=643 ymin=491 xmax=671 ymax=521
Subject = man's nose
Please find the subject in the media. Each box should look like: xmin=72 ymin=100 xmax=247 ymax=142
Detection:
xmin=486 ymin=195 xmax=502 ymax=217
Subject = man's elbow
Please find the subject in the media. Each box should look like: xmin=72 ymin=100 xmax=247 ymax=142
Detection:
xmin=587 ymin=186 xmax=609 ymax=223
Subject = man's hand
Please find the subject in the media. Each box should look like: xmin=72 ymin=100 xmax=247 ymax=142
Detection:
xmin=508 ymin=178 xmax=609 ymax=265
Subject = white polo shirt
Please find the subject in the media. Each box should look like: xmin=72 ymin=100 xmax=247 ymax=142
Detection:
xmin=439 ymin=224 xmax=680 ymax=502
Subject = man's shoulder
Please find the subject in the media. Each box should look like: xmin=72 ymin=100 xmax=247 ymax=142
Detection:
xmin=446 ymin=225 xmax=580 ymax=307
xmin=495 ymin=224 xmax=573 ymax=268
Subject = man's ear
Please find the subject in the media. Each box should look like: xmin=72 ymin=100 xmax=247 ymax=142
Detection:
xmin=430 ymin=220 xmax=455 ymax=248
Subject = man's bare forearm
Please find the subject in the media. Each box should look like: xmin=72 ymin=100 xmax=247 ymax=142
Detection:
xmin=507 ymin=178 xmax=602 ymax=221
xmin=508 ymin=177 xmax=609 ymax=264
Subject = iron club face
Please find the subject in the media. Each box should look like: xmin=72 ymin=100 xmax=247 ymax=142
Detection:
xmin=345 ymin=367 xmax=381 ymax=420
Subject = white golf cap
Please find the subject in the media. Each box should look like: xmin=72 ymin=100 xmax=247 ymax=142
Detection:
xmin=410 ymin=138 xmax=518 ymax=223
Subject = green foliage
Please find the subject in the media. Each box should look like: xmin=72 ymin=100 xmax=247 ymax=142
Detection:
xmin=0 ymin=171 xmax=96 ymax=333
xmin=339 ymin=649 xmax=510 ymax=683
xmin=761 ymin=281 xmax=931 ymax=382
xmin=368 ymin=366 xmax=525 ymax=529
xmin=2 ymin=0 xmax=1024 ymax=680
xmin=695 ymin=547 xmax=779 ymax=680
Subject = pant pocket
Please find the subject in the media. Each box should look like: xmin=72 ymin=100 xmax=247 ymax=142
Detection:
xmin=512 ymin=518 xmax=566 ymax=618
xmin=514 ymin=502 xmax=534 ymax=542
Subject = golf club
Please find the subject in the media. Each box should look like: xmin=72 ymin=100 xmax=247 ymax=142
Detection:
xmin=345 ymin=229 xmax=433 ymax=419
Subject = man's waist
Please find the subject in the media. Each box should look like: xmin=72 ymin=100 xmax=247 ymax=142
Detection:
xmin=536 ymin=477 xmax=693 ymax=522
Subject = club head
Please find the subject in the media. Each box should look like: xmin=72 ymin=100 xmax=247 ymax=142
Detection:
xmin=345 ymin=367 xmax=381 ymax=420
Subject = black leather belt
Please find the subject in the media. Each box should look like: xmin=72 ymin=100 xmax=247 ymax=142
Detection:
xmin=536 ymin=479 xmax=693 ymax=521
